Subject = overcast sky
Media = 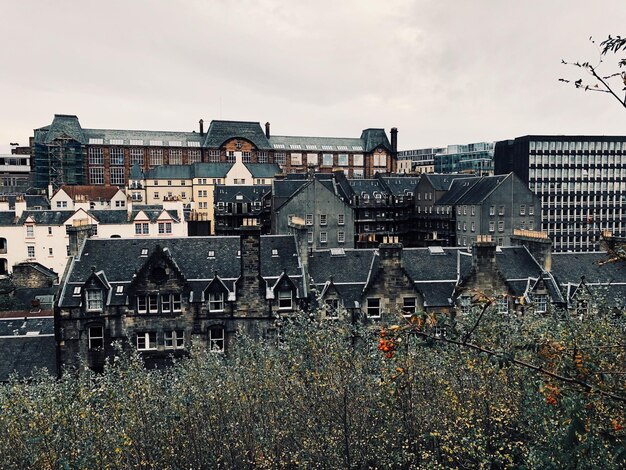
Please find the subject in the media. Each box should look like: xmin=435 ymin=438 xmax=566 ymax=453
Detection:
xmin=1 ymin=0 xmax=625 ymax=154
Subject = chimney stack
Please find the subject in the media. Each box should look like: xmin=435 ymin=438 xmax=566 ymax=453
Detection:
xmin=265 ymin=122 xmax=271 ymax=139
xmin=510 ymin=229 xmax=552 ymax=272
xmin=390 ymin=127 xmax=398 ymax=152
xmin=199 ymin=119 xmax=204 ymax=135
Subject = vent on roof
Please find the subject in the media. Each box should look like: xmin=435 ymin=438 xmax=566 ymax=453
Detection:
xmin=130 ymin=139 xmax=144 ymax=146
xmin=109 ymin=139 xmax=124 ymax=145
xmin=330 ymin=248 xmax=346 ymax=257
xmin=116 ymin=285 xmax=124 ymax=294
xmin=187 ymin=141 xmax=200 ymax=147
xmin=89 ymin=138 xmax=104 ymax=145
xmin=273 ymin=144 xmax=285 ymax=149
xmin=168 ymin=141 xmax=182 ymax=147
xmin=428 ymin=246 xmax=445 ymax=255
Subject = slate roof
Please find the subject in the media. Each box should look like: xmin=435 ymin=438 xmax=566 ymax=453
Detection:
xmin=3 ymin=195 xmax=50 ymax=210
xmin=145 ymin=165 xmax=194 ymax=180
xmin=16 ymin=210 xmax=74 ymax=225
xmin=214 ymin=185 xmax=271 ymax=203
xmin=0 ymin=212 xmax=16 ymax=225
xmin=272 ymin=179 xmax=309 ymax=209
xmin=202 ymin=121 xmax=272 ymax=150
xmin=85 ymin=128 xmax=202 ymax=147
xmin=551 ymin=252 xmax=626 ymax=284
xmin=269 ymin=135 xmax=364 ymax=151
xmin=36 ymin=114 xmax=87 ymax=144
xmin=360 ymin=129 xmax=393 ymax=153
xmin=130 ymin=163 xmax=143 ymax=181
xmin=452 ymin=174 xmax=509 ymax=204
xmin=193 ymin=163 xmax=233 ymax=178
xmin=245 ymin=163 xmax=282 ymax=178
xmin=58 ymin=235 xmax=303 ymax=308
xmin=421 ymin=174 xmax=472 ymax=192
xmin=0 ymin=334 xmax=57 ymax=381
xmin=348 ymin=179 xmax=388 ymax=197
xmin=90 ymin=208 xmax=180 ymax=224
xmin=380 ymin=177 xmax=419 ymax=196
xmin=435 ymin=177 xmax=481 ymax=205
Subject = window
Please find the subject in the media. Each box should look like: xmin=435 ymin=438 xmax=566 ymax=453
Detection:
xmin=402 ymin=297 xmax=416 ymax=317
xmin=322 ymin=154 xmax=333 ymax=166
xmin=130 ymin=148 xmax=144 ymax=165
xmin=209 ymin=327 xmax=225 ymax=352
xmin=471 ymin=222 xmax=475 ymax=232
xmin=48 ymin=226 xmax=53 ymax=235
xmin=27 ymin=245 xmax=35 ymax=258
xmin=86 ymin=290 xmax=103 ymax=312
xmin=291 ymin=153 xmax=302 ymax=165
xmin=520 ymin=205 xmax=526 ymax=216
xmin=338 ymin=214 xmax=345 ymax=225
xmin=278 ymin=290 xmax=293 ymax=310
xmin=528 ymin=206 xmax=534 ymax=216
xmin=188 ymin=149 xmax=201 ymax=163
xmin=110 ymin=148 xmax=125 ymax=166
xmin=158 ymin=222 xmax=172 ymax=234
xmin=56 ymin=201 xmax=67 ymax=208
xmin=307 ymin=231 xmax=313 ymax=244
xmin=320 ymin=214 xmax=327 ymax=226
xmin=373 ymin=154 xmax=386 ymax=167
xmin=135 ymin=223 xmax=149 ymax=235
xmin=305 ymin=214 xmax=313 ymax=226
xmin=498 ymin=205 xmax=505 ymax=216
xmin=338 ymin=154 xmax=349 ymax=166
xmin=534 ymin=294 xmax=548 ymax=313
xmin=48 ymin=248 xmax=53 ymax=256
xmin=110 ymin=167 xmax=125 ymax=186
xmin=460 ymin=296 xmax=471 ymax=315
xmin=320 ymin=232 xmax=327 ymax=243
xmin=90 ymin=167 xmax=104 ymax=185
xmin=149 ymin=294 xmax=159 ymax=313
xmin=497 ymin=296 xmax=508 ymax=314
xmin=149 ymin=149 xmax=163 ymax=166
xmin=208 ymin=150 xmax=220 ymax=162
xmin=489 ymin=205 xmax=495 ymax=216
xmin=136 ymin=332 xmax=157 ymax=350
xmin=26 ymin=225 xmax=34 ymax=237
xmin=498 ymin=221 xmax=504 ymax=232
xmin=164 ymin=330 xmax=184 ymax=349
xmin=337 ymin=231 xmax=345 ymax=243
xmin=275 ymin=152 xmax=286 ymax=165
xmin=367 ymin=298 xmax=381 ymax=318
xmin=353 ymin=154 xmax=364 ymax=166
xmin=489 ymin=221 xmax=495 ymax=232
xmin=258 ymin=151 xmax=268 ymax=163
xmin=88 ymin=148 xmax=104 ymax=165
xmin=208 ymin=292 xmax=224 ymax=312
xmin=137 ymin=296 xmax=147 ymax=313
xmin=88 ymin=326 xmax=104 ymax=349
xmin=169 ymin=149 xmax=182 ymax=165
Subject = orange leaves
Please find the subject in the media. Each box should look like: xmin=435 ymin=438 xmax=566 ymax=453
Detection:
xmin=378 ymin=328 xmax=398 ymax=359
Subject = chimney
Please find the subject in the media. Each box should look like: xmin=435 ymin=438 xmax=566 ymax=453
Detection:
xmin=390 ymin=127 xmax=398 ymax=152
xmin=199 ymin=119 xmax=204 ymax=135
xmin=288 ymin=216 xmax=310 ymax=289
xmin=68 ymin=223 xmax=94 ymax=258
xmin=379 ymin=237 xmax=403 ymax=271
xmin=265 ymin=122 xmax=271 ymax=139
xmin=15 ymin=195 xmax=26 ymax=218
xmin=238 ymin=225 xmax=265 ymax=316
xmin=471 ymin=236 xmax=498 ymax=286
xmin=510 ymin=229 xmax=552 ymax=272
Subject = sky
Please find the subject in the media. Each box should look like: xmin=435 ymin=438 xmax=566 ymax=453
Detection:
xmin=1 ymin=0 xmax=626 ymax=154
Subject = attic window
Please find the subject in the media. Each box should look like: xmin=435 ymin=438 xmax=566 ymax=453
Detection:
xmin=236 ymin=194 xmax=243 ymax=201
xmin=88 ymin=138 xmax=104 ymax=145
xmin=208 ymin=250 xmax=215 ymax=258
xmin=72 ymin=286 xmax=82 ymax=296
xmin=352 ymin=146 xmax=363 ymax=151
xmin=321 ymin=145 xmax=333 ymax=151
xmin=140 ymin=248 xmax=149 ymax=257
xmin=149 ymin=140 xmax=163 ymax=146
xmin=168 ymin=141 xmax=182 ymax=147
xmin=337 ymin=145 xmax=348 ymax=151
xmin=130 ymin=139 xmax=144 ymax=146
xmin=330 ymin=248 xmax=345 ymax=257
xmin=237 ymin=250 xmax=241 ymax=257
xmin=305 ymin=144 xmax=318 ymax=150
xmin=116 ymin=285 xmax=124 ymax=294
xmin=289 ymin=144 xmax=302 ymax=150
xmin=272 ymin=249 xmax=279 ymax=257
xmin=187 ymin=141 xmax=200 ymax=147
xmin=273 ymin=144 xmax=285 ymax=149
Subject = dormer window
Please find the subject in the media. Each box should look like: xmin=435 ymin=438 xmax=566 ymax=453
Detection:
xmin=271 ymin=249 xmax=279 ymax=257
xmin=86 ymin=290 xmax=103 ymax=312
xmin=72 ymin=286 xmax=82 ymax=296
xmin=278 ymin=290 xmax=293 ymax=310
xmin=116 ymin=285 xmax=124 ymax=294
xmin=208 ymin=292 xmax=224 ymax=312
xmin=208 ymin=250 xmax=215 ymax=258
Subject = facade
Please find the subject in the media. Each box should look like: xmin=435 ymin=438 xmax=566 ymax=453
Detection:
xmin=50 ymin=185 xmax=127 ymax=211
xmin=214 ymin=185 xmax=272 ymax=235
xmin=398 ymin=142 xmax=494 ymax=176
xmin=494 ymin=135 xmax=626 ymax=252
xmin=0 ymin=154 xmax=31 ymax=193
xmin=31 ymin=115 xmax=398 ymax=190
xmin=436 ymin=173 xmax=541 ymax=248
xmin=272 ymin=175 xmax=355 ymax=250
xmin=56 ymin=230 xmax=306 ymax=371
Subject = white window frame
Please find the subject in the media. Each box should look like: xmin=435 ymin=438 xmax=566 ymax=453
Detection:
xmin=208 ymin=292 xmax=224 ymax=312
xmin=278 ymin=290 xmax=293 ymax=310
xmin=209 ymin=327 xmax=225 ymax=352
xmin=88 ymin=326 xmax=104 ymax=349
xmin=136 ymin=332 xmax=157 ymax=350
xmin=164 ymin=330 xmax=184 ymax=349
xmin=86 ymin=289 xmax=103 ymax=312
xmin=367 ymin=298 xmax=381 ymax=318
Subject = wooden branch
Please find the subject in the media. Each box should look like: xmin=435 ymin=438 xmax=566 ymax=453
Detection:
xmin=587 ymin=65 xmax=626 ymax=108
xmin=462 ymin=300 xmax=491 ymax=345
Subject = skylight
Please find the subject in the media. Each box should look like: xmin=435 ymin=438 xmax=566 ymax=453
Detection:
xmin=149 ymin=140 xmax=163 ymax=146
xmin=428 ymin=246 xmax=445 ymax=255
xmin=88 ymin=138 xmax=104 ymax=145
xmin=109 ymin=139 xmax=124 ymax=145
xmin=130 ymin=139 xmax=144 ymax=146
xmin=168 ymin=141 xmax=182 ymax=147
xmin=330 ymin=248 xmax=346 ymax=257
xmin=321 ymin=145 xmax=333 ymax=151
xmin=273 ymin=144 xmax=285 ymax=149
xmin=187 ymin=141 xmax=201 ymax=147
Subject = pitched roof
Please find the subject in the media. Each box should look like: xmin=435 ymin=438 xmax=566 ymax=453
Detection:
xmin=435 ymin=177 xmax=481 ymax=205
xmin=244 ymin=163 xmax=282 ymax=178
xmin=214 ymin=185 xmax=271 ymax=203
xmin=58 ymin=185 xmax=121 ymax=201
xmin=0 ymin=330 xmax=56 ymax=381
xmin=38 ymin=114 xmax=87 ymax=144
xmin=16 ymin=210 xmax=74 ymax=225
xmin=421 ymin=173 xmax=472 ymax=191
xmin=360 ymin=128 xmax=393 ymax=153
xmin=202 ymin=121 xmax=273 ymax=150
xmin=452 ymin=174 xmax=509 ymax=204
xmin=269 ymin=135 xmax=364 ymax=151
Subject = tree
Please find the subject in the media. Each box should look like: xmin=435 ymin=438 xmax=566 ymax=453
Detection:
xmin=560 ymin=35 xmax=626 ymax=110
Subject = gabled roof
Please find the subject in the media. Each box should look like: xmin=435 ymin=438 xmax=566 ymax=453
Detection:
xmin=214 ymin=185 xmax=271 ymax=203
xmin=244 ymin=163 xmax=281 ymax=178
xmin=2 ymin=195 xmax=50 ymax=210
xmin=202 ymin=120 xmax=273 ymax=150
xmin=16 ymin=210 xmax=75 ymax=225
xmin=435 ymin=177 xmax=481 ymax=205
xmin=452 ymin=174 xmax=509 ymax=205
xmin=57 ymin=185 xmax=122 ymax=201
xmin=420 ymin=173 xmax=472 ymax=192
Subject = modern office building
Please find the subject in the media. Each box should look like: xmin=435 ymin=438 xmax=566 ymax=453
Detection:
xmin=398 ymin=142 xmax=494 ymax=176
xmin=495 ymin=135 xmax=626 ymax=252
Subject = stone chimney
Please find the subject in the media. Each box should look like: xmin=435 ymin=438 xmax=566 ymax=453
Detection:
xmin=14 ymin=195 xmax=26 ymax=218
xmin=238 ymin=223 xmax=265 ymax=316
xmin=199 ymin=119 xmax=204 ymax=135
xmin=510 ymin=229 xmax=552 ymax=272
xmin=471 ymin=235 xmax=497 ymax=284
xmin=265 ymin=122 xmax=271 ymax=139
xmin=379 ymin=236 xmax=402 ymax=271
xmin=390 ymin=127 xmax=398 ymax=152
xmin=288 ymin=216 xmax=310 ymax=289
xmin=68 ymin=222 xmax=95 ymax=258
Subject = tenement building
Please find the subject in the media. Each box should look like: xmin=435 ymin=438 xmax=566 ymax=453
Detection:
xmin=495 ymin=135 xmax=626 ymax=252
xmin=31 ymin=115 xmax=398 ymax=190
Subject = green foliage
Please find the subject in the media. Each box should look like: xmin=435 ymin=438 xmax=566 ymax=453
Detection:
xmin=0 ymin=312 xmax=623 ymax=469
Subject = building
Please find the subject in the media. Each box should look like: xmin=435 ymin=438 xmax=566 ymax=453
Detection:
xmin=31 ymin=115 xmax=399 ymax=190
xmin=50 ymin=185 xmax=128 ymax=211
xmin=494 ymin=135 xmax=626 ymax=252
xmin=398 ymin=142 xmax=494 ymax=176
xmin=0 ymin=154 xmax=31 ymax=193
xmin=272 ymin=175 xmax=354 ymax=250
xmin=56 ymin=229 xmax=306 ymax=371
xmin=436 ymin=173 xmax=541 ymax=248
xmin=214 ymin=185 xmax=272 ymax=235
